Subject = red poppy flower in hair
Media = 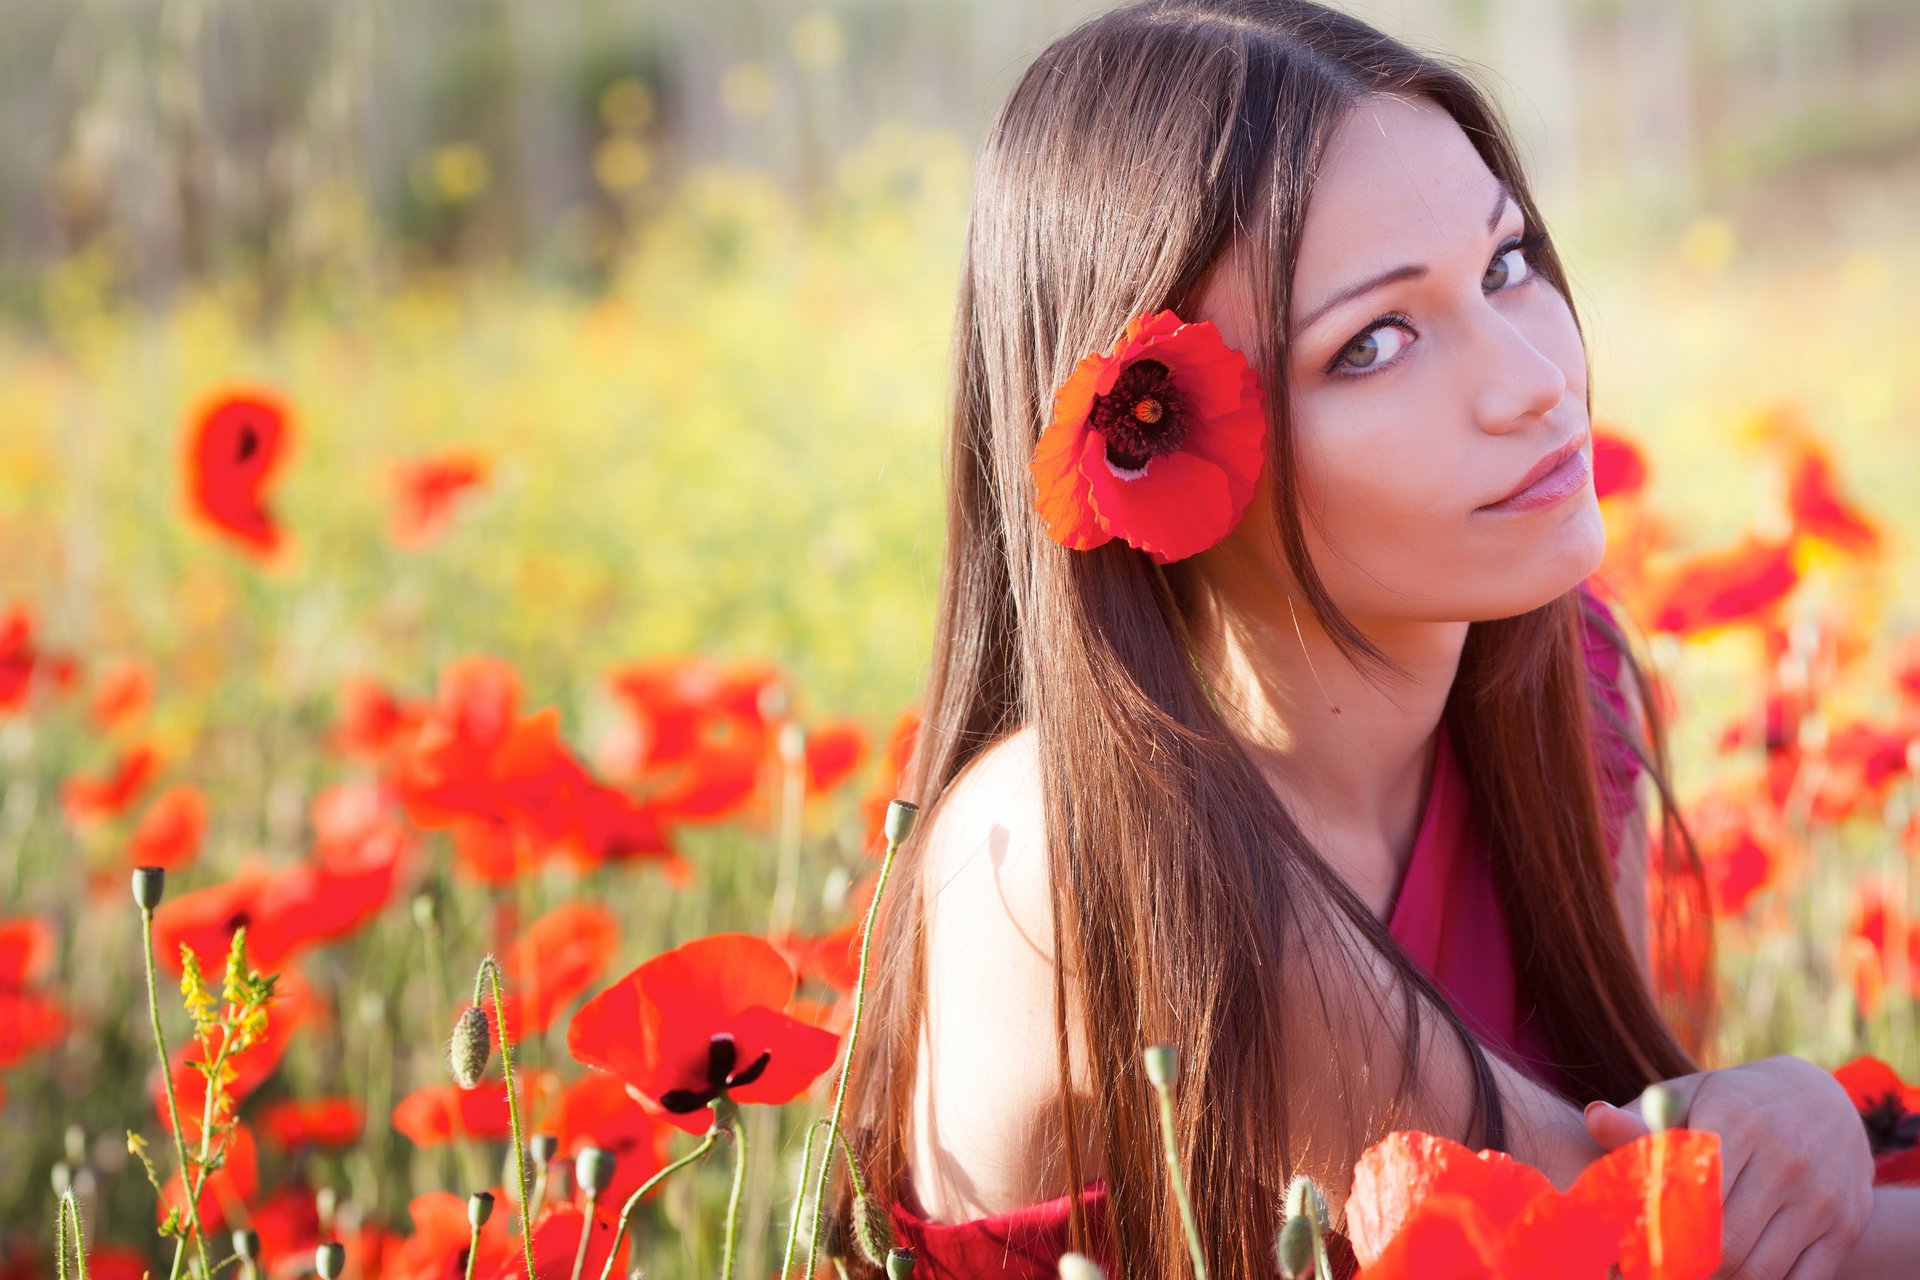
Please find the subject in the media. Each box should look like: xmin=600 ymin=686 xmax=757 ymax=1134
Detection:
xmin=1030 ymin=309 xmax=1267 ymax=565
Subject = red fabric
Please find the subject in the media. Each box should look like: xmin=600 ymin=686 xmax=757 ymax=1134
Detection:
xmin=889 ymin=584 xmax=1647 ymax=1277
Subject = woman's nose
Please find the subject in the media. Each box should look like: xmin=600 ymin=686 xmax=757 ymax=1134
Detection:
xmin=1470 ymin=310 xmax=1570 ymax=434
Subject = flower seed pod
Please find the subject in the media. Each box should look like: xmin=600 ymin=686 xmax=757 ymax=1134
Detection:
xmin=1056 ymin=1253 xmax=1107 ymax=1280
xmin=411 ymin=892 xmax=437 ymax=927
xmin=449 ymin=1005 xmax=491 ymax=1089
xmin=530 ymin=1133 xmax=559 ymax=1166
xmin=885 ymin=1247 xmax=917 ymax=1279
xmin=1641 ymin=1082 xmax=1684 ymax=1133
xmin=232 ymin=1229 xmax=261 ymax=1263
xmin=467 ymin=1191 xmax=494 ymax=1228
xmin=1275 ymin=1215 xmax=1315 ymax=1279
xmin=132 ymin=866 xmax=166 ymax=911
xmin=1143 ymin=1043 xmax=1178 ymax=1089
xmin=852 ymin=1194 xmax=895 ymax=1267
xmin=576 ymin=1146 xmax=616 ymax=1197
xmin=1283 ymin=1173 xmax=1329 ymax=1231
xmin=314 ymin=1241 xmax=346 ymax=1280
xmin=884 ymin=800 xmax=919 ymax=846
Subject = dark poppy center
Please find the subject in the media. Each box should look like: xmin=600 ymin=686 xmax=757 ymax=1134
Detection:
xmin=234 ymin=423 xmax=260 ymax=465
xmin=658 ymin=1031 xmax=775 ymax=1114
xmin=1092 ymin=359 xmax=1188 ymax=474
xmin=222 ymin=909 xmax=253 ymax=934
xmin=1861 ymin=1092 xmax=1920 ymax=1155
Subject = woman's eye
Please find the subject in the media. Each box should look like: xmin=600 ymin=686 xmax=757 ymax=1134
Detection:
xmin=1324 ymin=233 xmax=1543 ymax=379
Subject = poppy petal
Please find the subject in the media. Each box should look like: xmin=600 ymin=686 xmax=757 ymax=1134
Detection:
xmin=1078 ymin=431 xmax=1234 ymax=564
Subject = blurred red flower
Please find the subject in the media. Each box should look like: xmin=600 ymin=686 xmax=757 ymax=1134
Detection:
xmin=861 ymin=708 xmax=920 ymax=854
xmin=128 ymin=786 xmax=208 ymax=871
xmin=392 ymin=1071 xmax=561 ymax=1147
xmin=0 ymin=603 xmax=37 ymax=716
xmin=328 ymin=676 xmax=426 ymax=761
xmin=770 ymin=923 xmax=861 ymax=997
xmin=152 ymin=848 xmax=401 ymax=975
xmin=183 ymin=387 xmax=295 ymax=561
xmin=382 ymin=1190 xmax=514 ymax=1280
xmin=62 ymin=743 xmax=161 ymax=827
xmin=1847 ymin=883 xmax=1920 ymax=1017
xmin=1349 ymin=1128 xmax=1721 ymax=1279
xmin=0 ymin=917 xmax=67 ymax=1072
xmin=1639 ymin=535 xmax=1799 ymax=636
xmin=1751 ymin=406 xmax=1881 ymax=558
xmin=483 ymin=1201 xmax=619 ymax=1280
xmin=258 ymin=1097 xmax=364 ymax=1150
xmin=391 ymin=451 xmax=491 ymax=549
xmin=88 ymin=657 xmax=153 ymax=732
xmin=497 ymin=901 xmax=621 ymax=1038
xmin=546 ymin=1071 xmax=676 ymax=1209
xmin=1591 ymin=426 xmax=1649 ymax=501
xmin=1832 ymin=1056 xmax=1920 ymax=1185
xmin=157 ymin=1121 xmax=259 ymax=1235
xmin=568 ymin=932 xmax=840 ymax=1135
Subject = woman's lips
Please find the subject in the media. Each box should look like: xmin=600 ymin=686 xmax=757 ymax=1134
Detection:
xmin=1477 ymin=445 xmax=1591 ymax=513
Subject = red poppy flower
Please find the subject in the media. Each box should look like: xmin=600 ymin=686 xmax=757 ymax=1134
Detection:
xmin=1832 ymin=1056 xmax=1920 ymax=1185
xmin=500 ymin=901 xmax=621 ymax=1036
xmin=62 ymin=743 xmax=161 ymax=827
xmin=392 ymin=1071 xmax=562 ymax=1147
xmin=0 ymin=603 xmax=38 ymax=716
xmin=0 ymin=917 xmax=67 ymax=1071
xmin=183 ymin=387 xmax=295 ymax=560
xmin=1030 ymin=309 xmax=1266 ymax=565
xmin=127 ymin=786 xmax=208 ymax=871
xmin=568 ymin=932 xmax=840 ymax=1135
xmin=1591 ymin=426 xmax=1649 ymax=501
xmin=258 ymin=1097 xmax=365 ymax=1149
xmin=1847 ymin=883 xmax=1920 ymax=1017
xmin=860 ymin=708 xmax=921 ymax=853
xmin=328 ymin=676 xmax=425 ymax=760
xmin=382 ymin=1190 xmax=514 ymax=1280
xmin=89 ymin=658 xmax=153 ymax=732
xmin=152 ymin=848 xmax=400 ymax=975
xmin=770 ymin=923 xmax=862 ymax=996
xmin=1749 ymin=406 xmax=1881 ymax=558
xmin=1350 ymin=1128 xmax=1721 ymax=1279
xmin=391 ymin=451 xmax=491 ymax=549
xmin=547 ymin=1071 xmax=676 ymax=1208
xmin=1639 ymin=535 xmax=1799 ymax=636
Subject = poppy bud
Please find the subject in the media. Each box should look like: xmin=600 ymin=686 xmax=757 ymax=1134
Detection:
xmin=530 ymin=1133 xmax=559 ymax=1166
xmin=232 ymin=1229 xmax=261 ymax=1263
xmin=467 ymin=1191 xmax=494 ymax=1229
xmin=411 ymin=893 xmax=437 ymax=927
xmin=1143 ymin=1043 xmax=1178 ymax=1089
xmin=316 ymin=1186 xmax=338 ymax=1230
xmin=1056 ymin=1253 xmax=1107 ymax=1280
xmin=450 ymin=1005 xmax=491 ymax=1088
xmin=779 ymin=721 xmax=807 ymax=763
xmin=50 ymin=1162 xmax=72 ymax=1196
xmin=314 ymin=1241 xmax=346 ymax=1280
xmin=884 ymin=800 xmax=919 ymax=845
xmin=853 ymin=1194 xmax=895 ymax=1267
xmin=1275 ymin=1215 xmax=1315 ymax=1279
xmin=885 ymin=1248 xmax=917 ymax=1279
xmin=576 ymin=1146 xmax=616 ymax=1197
xmin=1641 ymin=1082 xmax=1683 ymax=1133
xmin=132 ymin=866 xmax=166 ymax=911
xmin=1284 ymin=1173 xmax=1329 ymax=1231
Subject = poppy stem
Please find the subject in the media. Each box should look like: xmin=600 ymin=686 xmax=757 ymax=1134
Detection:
xmin=142 ymin=906 xmax=210 ymax=1280
xmin=63 ymin=1188 xmax=89 ymax=1280
xmin=777 ymin=1122 xmax=821 ymax=1280
xmin=475 ymin=957 xmax=539 ymax=1280
xmin=720 ymin=1105 xmax=749 ymax=1280
xmin=594 ymin=1130 xmax=721 ymax=1280
xmin=1146 ymin=1046 xmax=1209 ymax=1280
xmin=56 ymin=1188 xmax=69 ymax=1280
xmin=798 ymin=803 xmax=914 ymax=1277
xmin=566 ymin=1190 xmax=597 ymax=1280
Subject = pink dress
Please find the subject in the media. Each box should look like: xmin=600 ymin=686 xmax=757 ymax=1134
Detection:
xmin=888 ymin=583 xmax=1646 ymax=1277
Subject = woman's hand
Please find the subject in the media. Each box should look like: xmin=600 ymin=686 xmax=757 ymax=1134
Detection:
xmin=1584 ymin=1054 xmax=1875 ymax=1280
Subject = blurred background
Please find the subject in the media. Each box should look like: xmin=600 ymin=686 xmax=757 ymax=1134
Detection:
xmin=3 ymin=0 xmax=1919 ymax=1275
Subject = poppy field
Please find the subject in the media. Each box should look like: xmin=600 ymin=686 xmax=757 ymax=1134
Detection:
xmin=3 ymin=117 xmax=1920 ymax=1278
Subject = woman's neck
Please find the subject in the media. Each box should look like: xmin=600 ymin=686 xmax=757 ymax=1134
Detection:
xmin=1185 ymin=564 xmax=1469 ymax=898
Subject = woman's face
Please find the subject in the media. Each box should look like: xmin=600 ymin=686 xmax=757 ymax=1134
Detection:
xmin=1194 ymin=92 xmax=1604 ymax=624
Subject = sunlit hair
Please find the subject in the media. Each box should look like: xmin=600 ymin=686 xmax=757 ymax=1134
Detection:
xmin=831 ymin=2 xmax=1714 ymax=1275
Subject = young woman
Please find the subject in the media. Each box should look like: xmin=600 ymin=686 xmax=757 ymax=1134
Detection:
xmin=825 ymin=3 xmax=1907 ymax=1276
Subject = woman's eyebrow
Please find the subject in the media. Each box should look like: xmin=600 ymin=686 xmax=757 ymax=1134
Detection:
xmin=1288 ymin=176 xmax=1518 ymax=342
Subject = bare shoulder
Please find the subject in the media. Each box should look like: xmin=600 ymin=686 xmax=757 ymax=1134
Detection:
xmin=909 ymin=722 xmax=1090 ymax=1220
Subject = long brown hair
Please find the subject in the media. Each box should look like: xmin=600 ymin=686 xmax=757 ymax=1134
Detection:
xmin=831 ymin=2 xmax=1715 ymax=1275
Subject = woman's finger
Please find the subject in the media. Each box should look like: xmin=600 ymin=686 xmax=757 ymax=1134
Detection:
xmin=1721 ymin=1209 xmax=1830 ymax=1280
xmin=1777 ymin=1234 xmax=1850 ymax=1280
xmin=1714 ymin=1152 xmax=1792 ymax=1280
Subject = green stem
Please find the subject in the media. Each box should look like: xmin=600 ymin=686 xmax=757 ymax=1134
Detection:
xmin=797 ymin=832 xmax=903 ymax=1275
xmin=143 ymin=908 xmax=209 ymax=1280
xmin=465 ymin=1219 xmax=482 ymax=1280
xmin=1151 ymin=1080 xmax=1208 ymax=1280
xmin=595 ymin=1130 xmax=720 ymax=1280
xmin=65 ymin=1190 xmax=90 ymax=1280
xmin=477 ymin=959 xmax=539 ymax=1280
xmin=566 ymin=1192 xmax=597 ymax=1280
xmin=777 ymin=1123 xmax=821 ymax=1280
xmin=56 ymin=1192 xmax=69 ymax=1280
xmin=720 ymin=1118 xmax=749 ymax=1280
